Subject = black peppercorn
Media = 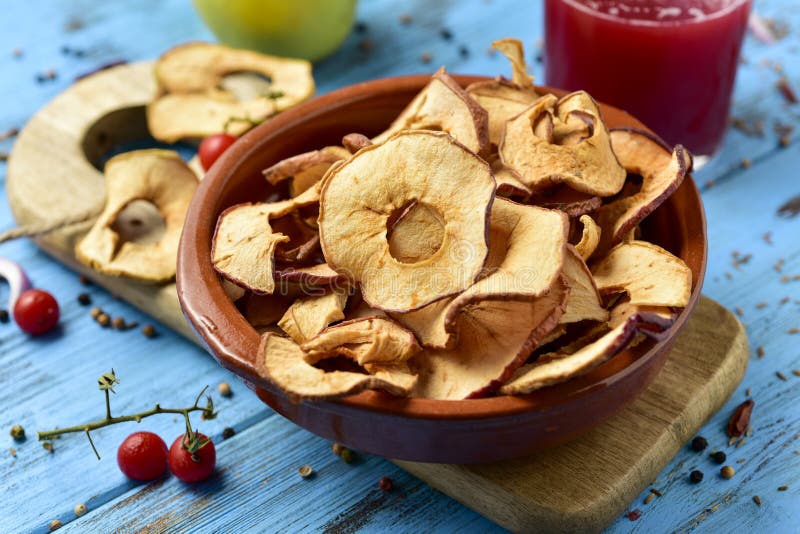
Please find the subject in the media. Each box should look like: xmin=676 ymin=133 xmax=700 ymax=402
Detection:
xmin=691 ymin=436 xmax=708 ymax=452
xmin=222 ymin=427 xmax=236 ymax=440
xmin=0 ymin=309 xmax=9 ymax=323
xmin=77 ymin=293 xmax=91 ymax=306
xmin=440 ymin=28 xmax=453 ymax=41
xmin=711 ymin=451 xmax=727 ymax=464
xmin=690 ymin=470 xmax=704 ymax=483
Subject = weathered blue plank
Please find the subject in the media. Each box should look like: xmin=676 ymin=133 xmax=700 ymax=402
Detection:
xmin=1 ymin=0 xmax=799 ymax=532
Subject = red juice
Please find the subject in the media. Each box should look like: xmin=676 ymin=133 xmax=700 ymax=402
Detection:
xmin=545 ymin=0 xmax=751 ymax=155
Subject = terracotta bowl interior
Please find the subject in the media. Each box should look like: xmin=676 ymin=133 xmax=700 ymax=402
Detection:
xmin=178 ymin=75 xmax=707 ymax=424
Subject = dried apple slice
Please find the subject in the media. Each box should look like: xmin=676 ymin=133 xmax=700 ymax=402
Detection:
xmin=488 ymin=157 xmax=532 ymax=198
xmin=499 ymin=312 xmax=643 ymax=395
xmin=242 ymin=292 xmax=296 ymax=328
xmin=412 ymin=278 xmax=568 ymax=400
xmin=301 ymin=317 xmax=420 ymax=366
xmin=591 ymin=240 xmax=692 ymax=307
xmin=319 ymin=130 xmax=496 ymax=312
xmin=342 ymin=133 xmax=372 ymax=153
xmin=387 ymin=201 xmax=446 ymax=264
xmin=561 ymin=245 xmax=608 ymax=324
xmin=396 ymin=198 xmax=568 ymax=348
xmin=212 ymin=183 xmax=321 ymax=294
xmin=372 ymin=68 xmax=489 ymax=155
xmin=500 ymin=91 xmax=626 ymax=196
xmin=594 ymin=129 xmax=692 ymax=254
xmin=278 ymin=291 xmax=348 ymax=343
xmin=148 ymin=43 xmax=314 ymax=142
xmin=262 ymin=147 xmax=347 ymax=194
xmin=575 ymin=215 xmax=601 ymax=260
xmin=466 ymin=38 xmax=538 ymax=146
xmin=530 ymin=185 xmax=602 ymax=217
xmin=258 ymin=333 xmax=415 ymax=401
xmin=75 ymin=149 xmax=198 ymax=282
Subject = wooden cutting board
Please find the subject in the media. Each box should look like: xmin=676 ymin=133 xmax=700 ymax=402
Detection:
xmin=5 ymin=62 xmax=749 ymax=533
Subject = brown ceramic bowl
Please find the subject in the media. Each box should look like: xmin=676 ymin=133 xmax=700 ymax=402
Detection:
xmin=177 ymin=75 xmax=707 ymax=464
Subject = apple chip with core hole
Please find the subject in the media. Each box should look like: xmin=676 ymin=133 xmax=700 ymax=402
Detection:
xmin=575 ymin=215 xmax=601 ymax=260
xmin=301 ymin=317 xmax=420 ymax=367
xmin=594 ymin=129 xmax=691 ymax=254
xmin=396 ymin=198 xmax=568 ymax=349
xmin=319 ymin=130 xmax=496 ymax=312
xmin=372 ymin=68 xmax=489 ymax=155
xmin=591 ymin=240 xmax=691 ymax=307
xmin=500 ymin=91 xmax=626 ymax=196
xmin=76 ymin=149 xmax=197 ymax=282
xmin=412 ymin=278 xmax=568 ymax=400
xmin=148 ymin=42 xmax=314 ymax=142
xmin=258 ymin=333 xmax=416 ymax=402
xmin=212 ymin=184 xmax=321 ymax=294
xmin=499 ymin=312 xmax=643 ymax=395
xmin=278 ymin=291 xmax=348 ymax=343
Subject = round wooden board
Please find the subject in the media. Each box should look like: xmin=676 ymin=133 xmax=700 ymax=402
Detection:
xmin=6 ymin=61 xmax=195 ymax=338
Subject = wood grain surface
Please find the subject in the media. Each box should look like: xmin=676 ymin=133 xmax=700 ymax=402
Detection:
xmin=0 ymin=0 xmax=798 ymax=533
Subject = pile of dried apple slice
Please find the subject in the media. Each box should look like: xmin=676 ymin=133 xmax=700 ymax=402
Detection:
xmin=212 ymin=39 xmax=694 ymax=402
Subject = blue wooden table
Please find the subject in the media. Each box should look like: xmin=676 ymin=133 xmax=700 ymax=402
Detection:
xmin=1 ymin=1 xmax=799 ymax=532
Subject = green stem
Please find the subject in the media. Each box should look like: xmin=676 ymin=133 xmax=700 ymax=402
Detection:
xmin=85 ymin=429 xmax=100 ymax=461
xmin=36 ymin=394 xmax=209 ymax=442
xmin=104 ymin=389 xmax=111 ymax=420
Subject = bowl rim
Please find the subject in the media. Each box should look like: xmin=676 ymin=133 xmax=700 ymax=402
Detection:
xmin=177 ymin=73 xmax=707 ymax=421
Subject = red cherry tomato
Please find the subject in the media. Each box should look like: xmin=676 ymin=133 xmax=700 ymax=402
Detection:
xmin=198 ymin=133 xmax=237 ymax=171
xmin=168 ymin=432 xmax=216 ymax=483
xmin=117 ymin=431 xmax=169 ymax=481
xmin=13 ymin=289 xmax=59 ymax=335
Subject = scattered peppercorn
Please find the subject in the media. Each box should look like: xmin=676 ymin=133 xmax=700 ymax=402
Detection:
xmin=218 ymin=382 xmax=233 ymax=398
xmin=79 ymin=275 xmax=91 ymax=285
xmin=77 ymin=293 xmax=91 ymax=306
xmin=756 ymin=346 xmax=765 ymax=358
xmin=740 ymin=158 xmax=752 ymax=169
xmin=354 ymin=21 xmax=367 ymax=33
xmin=691 ymin=436 xmax=708 ymax=452
xmin=778 ymin=485 xmax=789 ymax=491
xmin=753 ymin=495 xmax=762 ymax=506
xmin=222 ymin=427 xmax=236 ymax=440
xmin=297 ymin=464 xmax=314 ymax=478
xmin=711 ymin=451 xmax=727 ymax=464
xmin=331 ymin=443 xmax=344 ymax=456
xmin=142 ymin=324 xmax=157 ymax=338
xmin=339 ymin=447 xmax=356 ymax=463
xmin=10 ymin=424 xmax=25 ymax=441
xmin=625 ymin=509 xmax=641 ymax=521
xmin=440 ymin=28 xmax=453 ymax=41
xmin=90 ymin=307 xmax=102 ymax=318
xmin=49 ymin=519 xmax=62 ymax=531
xmin=378 ymin=476 xmax=393 ymax=491
xmin=112 ymin=317 xmax=126 ymax=330
xmin=97 ymin=313 xmax=110 ymax=327
xmin=73 ymin=503 xmax=87 ymax=517
xmin=689 ymin=470 xmax=704 ymax=483
xmin=721 ymin=465 xmax=735 ymax=479
xmin=0 ymin=309 xmax=9 ymax=323
xmin=458 ymin=45 xmax=469 ymax=58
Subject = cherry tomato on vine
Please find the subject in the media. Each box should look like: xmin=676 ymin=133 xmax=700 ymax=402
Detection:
xmin=13 ymin=288 xmax=59 ymax=335
xmin=198 ymin=133 xmax=237 ymax=171
xmin=168 ymin=432 xmax=216 ymax=483
xmin=117 ymin=431 xmax=169 ymax=481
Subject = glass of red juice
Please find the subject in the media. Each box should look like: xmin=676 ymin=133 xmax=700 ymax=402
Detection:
xmin=544 ymin=0 xmax=751 ymax=157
